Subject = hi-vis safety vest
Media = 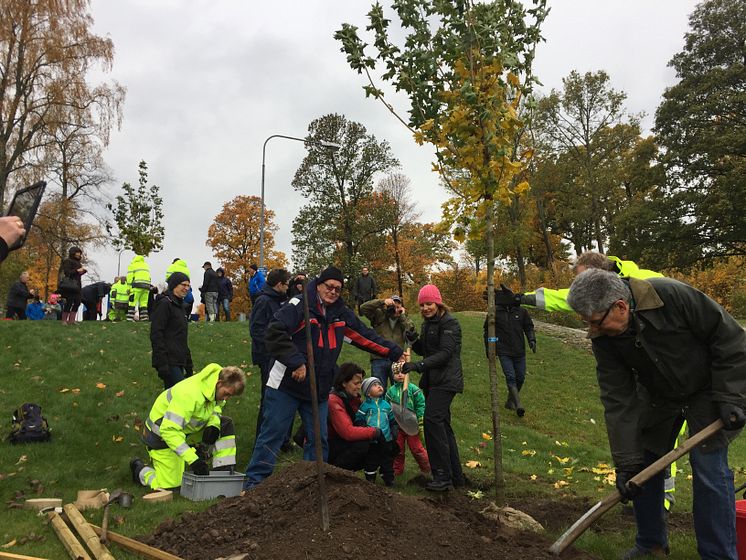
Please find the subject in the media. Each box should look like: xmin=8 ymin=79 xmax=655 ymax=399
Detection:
xmin=142 ymin=364 xmax=224 ymax=465
xmin=127 ymin=255 xmax=151 ymax=290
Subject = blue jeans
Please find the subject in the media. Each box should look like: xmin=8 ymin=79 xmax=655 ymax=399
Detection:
xmin=498 ymin=355 xmax=526 ymax=389
xmin=158 ymin=366 xmax=187 ymax=389
xmin=370 ymin=358 xmax=392 ymax=391
xmin=633 ymin=446 xmax=736 ymax=559
xmin=244 ymin=387 xmax=328 ymax=488
xmin=217 ymin=298 xmax=230 ymax=321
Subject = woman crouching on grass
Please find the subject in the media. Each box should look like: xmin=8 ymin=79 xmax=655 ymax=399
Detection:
xmin=402 ymin=284 xmax=465 ymax=491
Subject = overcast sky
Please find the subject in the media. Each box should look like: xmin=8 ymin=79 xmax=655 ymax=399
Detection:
xmin=85 ymin=0 xmax=699 ymax=286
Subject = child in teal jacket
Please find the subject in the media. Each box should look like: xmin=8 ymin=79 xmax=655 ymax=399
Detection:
xmin=386 ymin=369 xmax=430 ymax=476
xmin=356 ymin=377 xmax=398 ymax=485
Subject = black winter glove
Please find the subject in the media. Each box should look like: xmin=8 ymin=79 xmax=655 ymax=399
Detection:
xmin=405 ymin=329 xmax=419 ymax=344
xmin=202 ymin=425 xmax=220 ymax=445
xmin=615 ymin=465 xmax=644 ymax=502
xmin=492 ymin=284 xmax=520 ymax=306
xmin=401 ymin=362 xmax=422 ymax=374
xmin=529 ymin=340 xmax=537 ymax=353
xmin=372 ymin=428 xmax=386 ymax=444
xmin=719 ymin=402 xmax=746 ymax=430
xmin=195 ymin=443 xmax=211 ymax=461
xmin=156 ymin=365 xmax=170 ymax=380
xmin=184 ymin=365 xmax=193 ymax=377
xmin=353 ymin=417 xmax=367 ymax=427
xmin=191 ymin=458 xmax=210 ymax=476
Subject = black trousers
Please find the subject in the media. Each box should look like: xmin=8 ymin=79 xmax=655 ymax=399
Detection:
xmin=5 ymin=305 xmax=25 ymax=319
xmin=329 ymin=439 xmax=369 ymax=471
xmin=424 ymin=388 xmax=463 ymax=483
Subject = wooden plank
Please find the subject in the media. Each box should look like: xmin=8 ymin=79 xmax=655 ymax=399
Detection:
xmin=0 ymin=551 xmax=50 ymax=560
xmin=88 ymin=526 xmax=183 ymax=560
xmin=24 ymin=498 xmax=62 ymax=511
xmin=141 ymin=490 xmax=172 ymax=503
xmin=62 ymin=504 xmax=115 ymax=560
xmin=47 ymin=512 xmax=91 ymax=560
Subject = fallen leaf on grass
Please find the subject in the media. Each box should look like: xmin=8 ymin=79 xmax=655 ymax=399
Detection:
xmin=115 ymin=390 xmax=125 ymax=397
xmin=71 ymin=388 xmax=80 ymax=395
xmin=467 ymin=490 xmax=484 ymax=500
xmin=112 ymin=435 xmax=124 ymax=443
xmin=530 ymin=474 xmax=537 ymax=481
xmin=59 ymin=388 xmax=70 ymax=393
xmin=1 ymin=539 xmax=16 ymax=548
xmin=465 ymin=460 xmax=481 ymax=469
xmin=15 ymin=455 xmax=27 ymax=466
xmin=554 ymin=456 xmax=571 ymax=464
xmin=481 ymin=432 xmax=492 ymax=441
xmin=96 ymin=382 xmax=106 ymax=389
xmin=554 ymin=480 xmax=570 ymax=489
xmin=521 ymin=449 xmax=536 ymax=457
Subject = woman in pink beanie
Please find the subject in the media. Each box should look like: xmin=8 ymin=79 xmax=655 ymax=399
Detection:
xmin=401 ymin=283 xmax=464 ymax=491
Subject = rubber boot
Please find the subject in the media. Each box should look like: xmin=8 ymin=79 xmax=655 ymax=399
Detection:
xmin=364 ymin=471 xmax=377 ymax=483
xmin=504 ymin=390 xmax=516 ymax=410
xmin=508 ymin=385 xmax=525 ymax=417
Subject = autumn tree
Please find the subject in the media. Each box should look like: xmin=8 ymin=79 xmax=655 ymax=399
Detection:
xmin=206 ymin=195 xmax=286 ymax=317
xmin=290 ymin=113 xmax=398 ymax=282
xmin=107 ymin=161 xmax=164 ymax=257
xmin=337 ymin=0 xmax=547 ymax=494
xmin=653 ymin=0 xmax=746 ymax=267
xmin=0 ymin=0 xmax=124 ymax=208
xmin=534 ymin=71 xmax=639 ymax=254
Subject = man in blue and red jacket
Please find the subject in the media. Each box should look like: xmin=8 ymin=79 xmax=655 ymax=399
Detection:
xmin=244 ymin=266 xmax=404 ymax=489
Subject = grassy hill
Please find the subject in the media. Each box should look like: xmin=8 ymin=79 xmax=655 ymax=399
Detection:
xmin=0 ymin=315 xmax=744 ymax=559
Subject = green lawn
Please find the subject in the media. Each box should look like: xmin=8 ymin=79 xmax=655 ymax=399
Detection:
xmin=0 ymin=316 xmax=744 ymax=559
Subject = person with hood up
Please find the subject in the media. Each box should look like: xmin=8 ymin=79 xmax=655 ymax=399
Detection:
xmin=58 ymin=246 xmax=86 ymax=325
xmin=150 ymin=271 xmax=194 ymax=389
xmin=216 ymin=267 xmax=233 ymax=322
xmin=244 ymin=266 xmax=404 ymax=489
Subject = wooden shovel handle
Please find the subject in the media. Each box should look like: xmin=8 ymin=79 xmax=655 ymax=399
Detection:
xmin=550 ymin=418 xmax=724 ymax=556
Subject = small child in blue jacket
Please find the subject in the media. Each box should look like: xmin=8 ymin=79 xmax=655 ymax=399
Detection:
xmin=356 ymin=376 xmax=398 ymax=486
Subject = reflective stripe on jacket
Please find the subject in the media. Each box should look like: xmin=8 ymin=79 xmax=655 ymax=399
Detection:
xmin=127 ymin=255 xmax=151 ymax=289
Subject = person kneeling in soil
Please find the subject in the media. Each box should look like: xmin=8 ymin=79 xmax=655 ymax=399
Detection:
xmin=355 ymin=376 xmax=399 ymax=486
xmin=130 ymin=364 xmax=246 ymax=490
xmin=386 ymin=366 xmax=430 ymax=477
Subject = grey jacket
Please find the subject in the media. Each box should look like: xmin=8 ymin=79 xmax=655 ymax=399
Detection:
xmin=591 ymin=277 xmax=746 ymax=468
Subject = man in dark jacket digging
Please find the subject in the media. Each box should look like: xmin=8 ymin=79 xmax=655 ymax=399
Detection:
xmin=150 ymin=272 xmax=194 ymax=389
xmin=244 ymin=266 xmax=404 ymax=489
xmin=567 ymin=269 xmax=746 ymax=560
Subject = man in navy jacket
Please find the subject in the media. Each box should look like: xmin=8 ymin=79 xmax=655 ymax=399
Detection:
xmin=244 ymin=266 xmax=404 ymax=488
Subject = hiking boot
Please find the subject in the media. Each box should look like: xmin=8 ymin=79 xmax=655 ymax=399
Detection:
xmin=620 ymin=544 xmax=670 ymax=559
xmin=279 ymin=441 xmax=295 ymax=453
xmin=453 ymin=474 xmax=472 ymax=489
xmin=425 ymin=479 xmax=454 ymax=492
xmin=130 ymin=458 xmax=145 ymax=485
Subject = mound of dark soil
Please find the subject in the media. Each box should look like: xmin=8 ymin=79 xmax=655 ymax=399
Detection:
xmin=140 ymin=462 xmax=598 ymax=560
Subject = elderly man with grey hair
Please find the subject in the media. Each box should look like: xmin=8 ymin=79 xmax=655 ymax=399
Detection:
xmin=567 ymin=269 xmax=746 ymax=560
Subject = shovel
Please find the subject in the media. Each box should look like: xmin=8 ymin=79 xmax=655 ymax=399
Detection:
xmin=550 ymin=418 xmax=724 ymax=555
xmin=99 ymin=489 xmax=133 ymax=544
xmin=391 ymin=361 xmax=419 ymax=436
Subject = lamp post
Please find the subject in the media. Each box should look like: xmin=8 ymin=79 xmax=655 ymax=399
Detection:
xmin=259 ymin=135 xmax=341 ymax=270
xmin=116 ymin=248 xmax=129 ymax=277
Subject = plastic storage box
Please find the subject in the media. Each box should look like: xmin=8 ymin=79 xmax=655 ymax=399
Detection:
xmin=180 ymin=471 xmax=245 ymax=501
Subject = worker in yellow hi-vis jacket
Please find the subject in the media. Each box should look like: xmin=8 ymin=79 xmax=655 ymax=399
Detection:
xmin=126 ymin=254 xmax=152 ymax=321
xmin=130 ymin=364 xmax=246 ymax=490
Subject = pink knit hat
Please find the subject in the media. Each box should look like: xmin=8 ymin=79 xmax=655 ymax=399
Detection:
xmin=417 ymin=284 xmax=442 ymax=305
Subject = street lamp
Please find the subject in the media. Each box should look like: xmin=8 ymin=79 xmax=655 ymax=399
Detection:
xmin=259 ymin=134 xmax=341 ymax=270
xmin=116 ymin=248 xmax=129 ymax=277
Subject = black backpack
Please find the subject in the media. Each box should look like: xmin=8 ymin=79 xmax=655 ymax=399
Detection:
xmin=9 ymin=403 xmax=51 ymax=444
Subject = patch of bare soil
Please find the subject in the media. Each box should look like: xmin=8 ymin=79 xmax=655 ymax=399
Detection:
xmin=140 ymin=462 xmax=599 ymax=560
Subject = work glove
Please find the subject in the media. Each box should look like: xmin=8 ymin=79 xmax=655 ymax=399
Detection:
xmin=492 ymin=284 xmax=519 ymax=306
xmin=202 ymin=426 xmax=220 ymax=445
xmin=718 ymin=402 xmax=746 ymax=430
xmin=529 ymin=340 xmax=537 ymax=353
xmin=195 ymin=443 xmax=211 ymax=461
xmin=404 ymin=329 xmax=419 ymax=344
xmin=401 ymin=362 xmax=422 ymax=374
xmin=190 ymin=458 xmax=210 ymax=476
xmin=184 ymin=365 xmax=193 ymax=377
xmin=615 ymin=465 xmax=644 ymax=502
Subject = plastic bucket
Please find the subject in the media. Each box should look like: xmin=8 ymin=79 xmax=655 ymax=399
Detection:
xmin=736 ymin=500 xmax=746 ymax=560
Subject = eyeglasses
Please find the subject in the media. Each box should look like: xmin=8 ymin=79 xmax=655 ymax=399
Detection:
xmin=584 ymin=302 xmax=616 ymax=328
xmin=321 ymin=282 xmax=342 ymax=294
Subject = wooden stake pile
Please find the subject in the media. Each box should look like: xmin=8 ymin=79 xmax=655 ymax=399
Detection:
xmin=44 ymin=503 xmax=183 ymax=560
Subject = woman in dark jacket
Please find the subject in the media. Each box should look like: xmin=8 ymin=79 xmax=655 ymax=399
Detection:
xmin=403 ymin=284 xmax=464 ymax=491
xmin=150 ymin=272 xmax=194 ymax=389
xmin=327 ymin=363 xmax=385 ymax=471
xmin=58 ymin=246 xmax=86 ymax=325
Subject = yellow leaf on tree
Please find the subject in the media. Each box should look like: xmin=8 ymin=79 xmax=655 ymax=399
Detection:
xmin=465 ymin=460 xmax=481 ymax=469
